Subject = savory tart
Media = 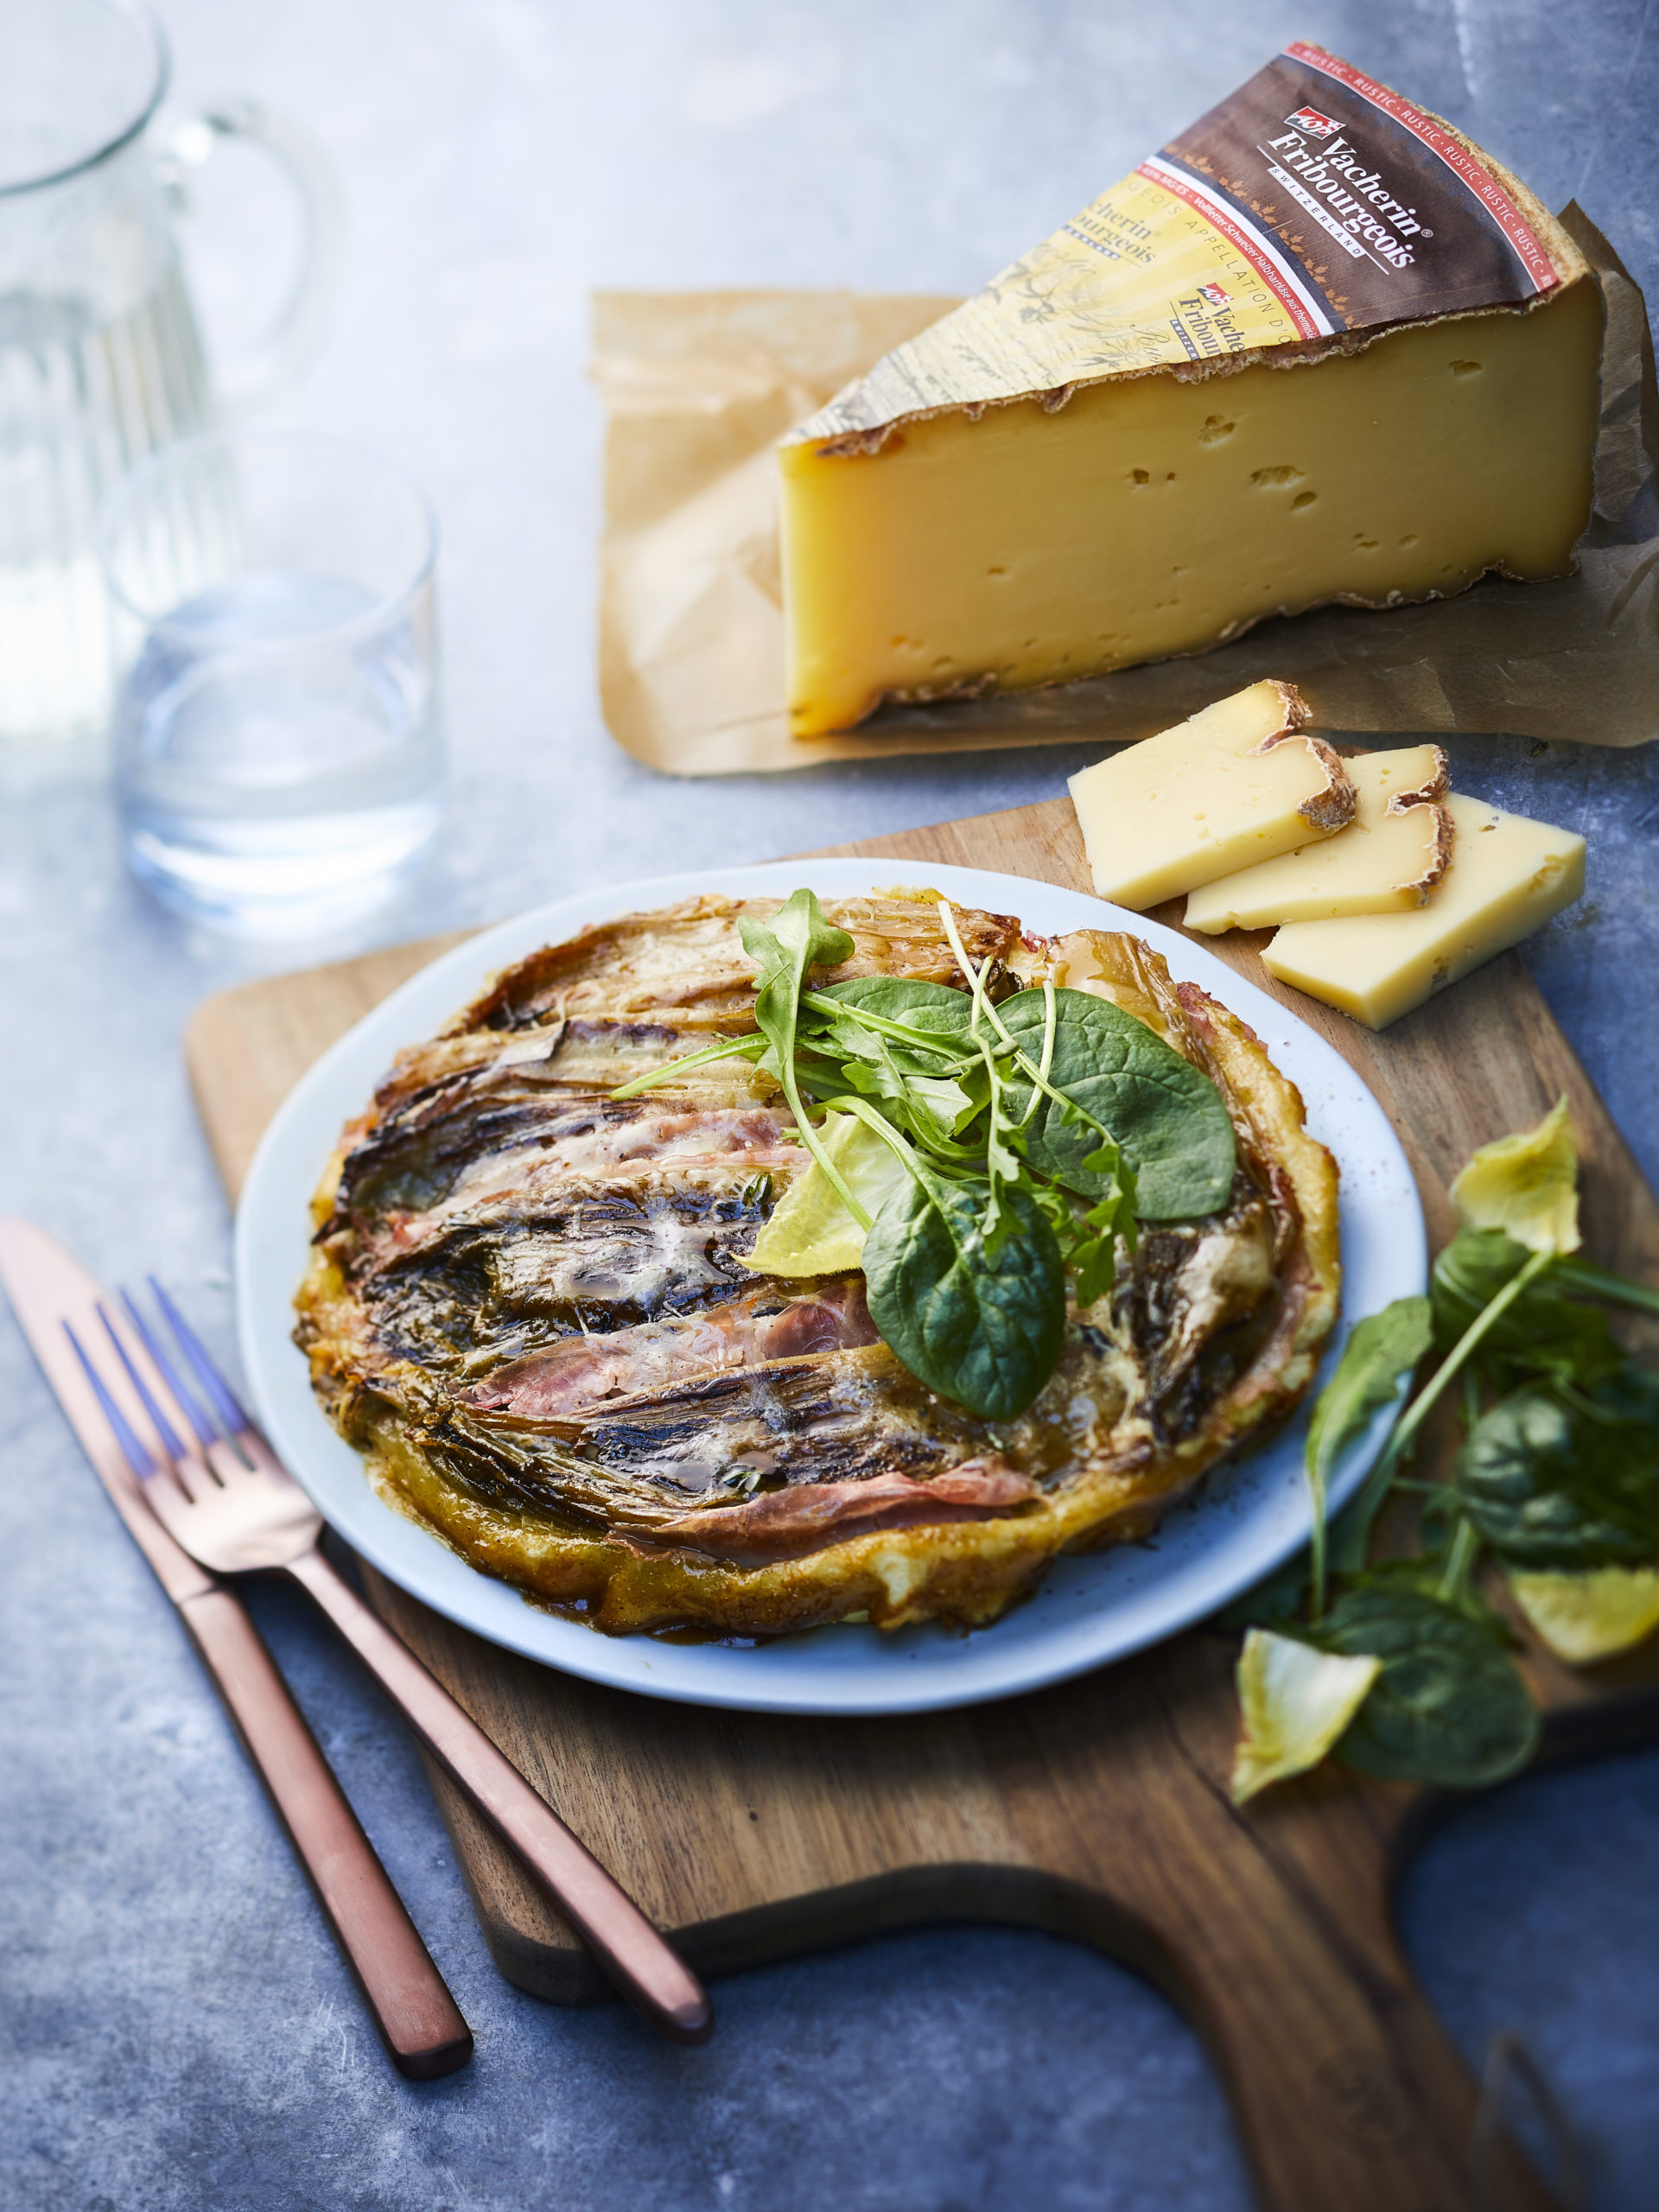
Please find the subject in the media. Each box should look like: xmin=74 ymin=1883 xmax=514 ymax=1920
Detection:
xmin=296 ymin=891 xmax=1340 ymax=1636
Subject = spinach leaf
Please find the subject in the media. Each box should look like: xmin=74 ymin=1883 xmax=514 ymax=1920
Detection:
xmin=1432 ymin=1228 xmax=1621 ymax=1387
xmin=996 ymin=988 xmax=1235 ymax=1220
xmin=810 ymin=976 xmax=979 ymax=1042
xmin=1452 ymin=1365 xmax=1659 ymax=1570
xmin=738 ymin=892 xmax=862 ymax=1221
xmin=1303 ymin=1297 xmax=1433 ymax=1616
xmin=1319 ymin=1585 xmax=1539 ymax=1789
xmin=861 ymin=1170 xmax=1065 ymax=1421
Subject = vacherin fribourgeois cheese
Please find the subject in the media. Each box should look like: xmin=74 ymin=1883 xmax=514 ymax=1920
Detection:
xmin=1068 ymin=678 xmax=1357 ymax=908
xmin=1262 ymin=794 xmax=1586 ymax=1029
xmin=1184 ymin=743 xmax=1452 ymax=930
xmin=779 ymin=44 xmax=1603 ymax=738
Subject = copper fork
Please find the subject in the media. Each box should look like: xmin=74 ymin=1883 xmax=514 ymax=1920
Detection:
xmin=76 ymin=1280 xmax=712 ymax=2045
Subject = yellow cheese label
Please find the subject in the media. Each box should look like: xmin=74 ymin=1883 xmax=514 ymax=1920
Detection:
xmin=793 ymin=43 xmax=1560 ymax=446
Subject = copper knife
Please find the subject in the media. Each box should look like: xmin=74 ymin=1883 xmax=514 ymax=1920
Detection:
xmin=0 ymin=1216 xmax=473 ymax=2080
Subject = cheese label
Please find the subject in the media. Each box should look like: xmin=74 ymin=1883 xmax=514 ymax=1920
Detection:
xmin=792 ymin=43 xmax=1561 ymax=445
xmin=1159 ymin=44 xmax=1559 ymax=335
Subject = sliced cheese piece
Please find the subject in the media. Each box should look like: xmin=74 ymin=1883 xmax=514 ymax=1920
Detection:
xmin=1068 ymin=679 xmax=1355 ymax=911
xmin=779 ymin=51 xmax=1602 ymax=739
xmin=1262 ymin=794 xmax=1584 ymax=1028
xmin=1185 ymin=745 xmax=1452 ymax=931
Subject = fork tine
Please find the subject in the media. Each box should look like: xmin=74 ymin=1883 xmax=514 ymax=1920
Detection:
xmin=64 ymin=1321 xmax=156 ymax=1480
xmin=151 ymin=1276 xmax=249 ymax=1434
xmin=99 ymin=1304 xmax=188 ymax=1464
xmin=120 ymin=1288 xmax=217 ymax=1448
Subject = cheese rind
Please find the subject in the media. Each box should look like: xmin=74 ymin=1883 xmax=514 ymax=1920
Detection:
xmin=1185 ymin=746 xmax=1452 ymax=931
xmin=1261 ymin=794 xmax=1585 ymax=1029
xmin=1068 ymin=679 xmax=1357 ymax=911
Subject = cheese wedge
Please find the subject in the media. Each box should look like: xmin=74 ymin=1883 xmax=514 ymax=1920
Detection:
xmin=1185 ymin=745 xmax=1452 ymax=931
xmin=779 ymin=48 xmax=1602 ymax=738
xmin=1262 ymin=794 xmax=1584 ymax=1028
xmin=1068 ymin=678 xmax=1354 ymax=910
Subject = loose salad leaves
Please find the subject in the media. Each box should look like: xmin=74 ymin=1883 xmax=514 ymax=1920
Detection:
xmin=1232 ymin=1100 xmax=1659 ymax=1799
xmin=1453 ymin=1367 xmax=1659 ymax=1571
xmin=1317 ymin=1582 xmax=1540 ymax=1789
xmin=612 ymin=889 xmax=1236 ymax=1420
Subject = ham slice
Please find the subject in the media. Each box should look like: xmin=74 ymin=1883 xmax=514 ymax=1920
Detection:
xmin=463 ymin=1279 xmax=880 ymax=1419
xmin=652 ymin=1460 xmax=1039 ymax=1566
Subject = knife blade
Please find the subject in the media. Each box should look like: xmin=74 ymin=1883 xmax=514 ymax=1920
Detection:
xmin=0 ymin=1216 xmax=472 ymax=2080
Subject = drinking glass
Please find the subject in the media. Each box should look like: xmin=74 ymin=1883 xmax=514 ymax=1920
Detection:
xmin=101 ymin=430 xmax=444 ymax=938
xmin=0 ymin=0 xmax=339 ymax=745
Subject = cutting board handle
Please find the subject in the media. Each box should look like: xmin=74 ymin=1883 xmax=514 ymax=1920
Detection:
xmin=1162 ymin=1853 xmax=1560 ymax=2212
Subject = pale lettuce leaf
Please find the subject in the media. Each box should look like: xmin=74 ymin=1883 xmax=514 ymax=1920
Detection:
xmin=1449 ymin=1097 xmax=1580 ymax=1257
xmin=1508 ymin=1567 xmax=1659 ymax=1663
xmin=1230 ymin=1629 xmax=1382 ymax=1804
xmin=743 ymin=1111 xmax=912 ymax=1276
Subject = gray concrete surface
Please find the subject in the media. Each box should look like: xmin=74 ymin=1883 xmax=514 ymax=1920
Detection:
xmin=3 ymin=2 xmax=1657 ymax=2207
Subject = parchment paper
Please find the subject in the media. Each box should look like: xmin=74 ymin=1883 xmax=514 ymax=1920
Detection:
xmin=594 ymin=208 xmax=1658 ymax=777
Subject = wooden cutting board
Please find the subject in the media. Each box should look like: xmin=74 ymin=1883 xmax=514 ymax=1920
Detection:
xmin=187 ymin=795 xmax=1659 ymax=2212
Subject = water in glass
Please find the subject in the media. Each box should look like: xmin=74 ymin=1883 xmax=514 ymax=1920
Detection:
xmin=119 ymin=570 xmax=442 ymax=933
xmin=104 ymin=431 xmax=443 ymax=938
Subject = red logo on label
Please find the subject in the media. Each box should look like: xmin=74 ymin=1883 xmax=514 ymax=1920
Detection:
xmin=1197 ymin=282 xmax=1231 ymax=308
xmin=1286 ymin=105 xmax=1340 ymax=137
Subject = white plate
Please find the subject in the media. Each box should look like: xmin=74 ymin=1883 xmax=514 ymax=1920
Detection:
xmin=237 ymin=860 xmax=1424 ymax=1716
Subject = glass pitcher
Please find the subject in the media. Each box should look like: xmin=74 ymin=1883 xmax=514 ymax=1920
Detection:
xmin=0 ymin=0 xmax=340 ymax=745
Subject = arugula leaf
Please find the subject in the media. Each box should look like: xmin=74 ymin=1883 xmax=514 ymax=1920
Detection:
xmin=1319 ymin=1585 xmax=1539 ymax=1789
xmin=1554 ymin=1260 xmax=1659 ymax=1320
xmin=1052 ymin=1167 xmax=1138 ymax=1310
xmin=1452 ymin=1365 xmax=1659 ymax=1570
xmin=996 ymin=988 xmax=1235 ymax=1219
xmin=1432 ymin=1228 xmax=1622 ymax=1386
xmin=737 ymin=892 xmax=863 ymax=1222
xmin=607 ymin=1029 xmax=768 ymax=1100
xmin=1302 ymin=1297 xmax=1433 ymax=1618
xmin=806 ymin=1020 xmax=984 ymax=1147
xmin=861 ymin=1170 xmax=1065 ymax=1421
xmin=800 ymin=979 xmax=991 ymax=1154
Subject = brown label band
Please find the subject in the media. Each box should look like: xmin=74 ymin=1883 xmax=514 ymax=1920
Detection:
xmin=1159 ymin=42 xmax=1558 ymax=335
